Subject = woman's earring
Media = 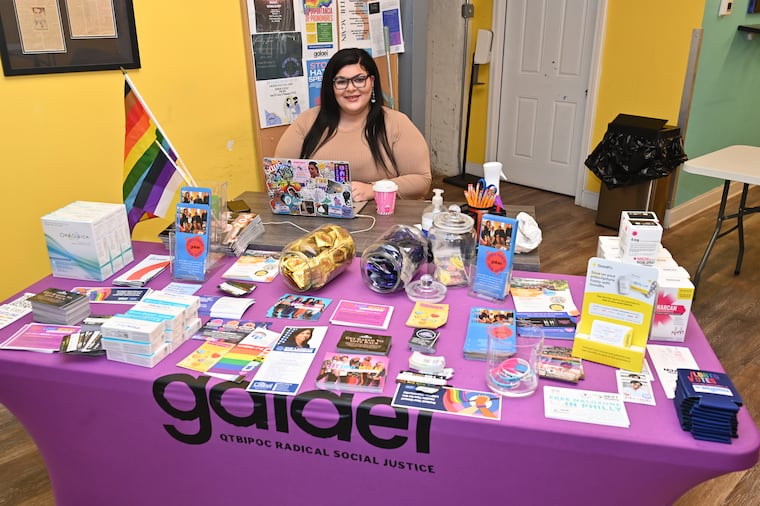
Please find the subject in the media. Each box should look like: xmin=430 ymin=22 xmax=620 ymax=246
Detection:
xmin=371 ymin=89 xmax=376 ymax=104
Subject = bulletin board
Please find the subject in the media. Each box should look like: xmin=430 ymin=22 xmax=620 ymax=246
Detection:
xmin=240 ymin=0 xmax=399 ymax=161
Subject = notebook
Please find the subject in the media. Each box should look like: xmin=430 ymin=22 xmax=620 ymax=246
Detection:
xmin=263 ymin=157 xmax=365 ymax=218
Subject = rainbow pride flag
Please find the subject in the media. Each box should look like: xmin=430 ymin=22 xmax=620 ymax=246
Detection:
xmin=123 ymin=76 xmax=186 ymax=232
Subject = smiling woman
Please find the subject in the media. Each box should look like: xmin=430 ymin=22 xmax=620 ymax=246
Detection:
xmin=275 ymin=48 xmax=431 ymax=202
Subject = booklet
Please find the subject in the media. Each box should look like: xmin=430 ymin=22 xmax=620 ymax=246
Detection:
xmin=329 ymin=300 xmax=394 ymax=330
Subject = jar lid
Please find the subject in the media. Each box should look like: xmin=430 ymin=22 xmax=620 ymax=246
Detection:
xmin=432 ymin=205 xmax=474 ymax=233
xmin=406 ymin=274 xmax=447 ymax=303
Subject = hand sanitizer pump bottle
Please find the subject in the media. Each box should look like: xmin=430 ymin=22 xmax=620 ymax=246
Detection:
xmin=421 ymin=189 xmax=444 ymax=237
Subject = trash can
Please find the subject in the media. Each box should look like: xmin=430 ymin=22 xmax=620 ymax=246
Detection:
xmin=586 ymin=114 xmax=687 ymax=229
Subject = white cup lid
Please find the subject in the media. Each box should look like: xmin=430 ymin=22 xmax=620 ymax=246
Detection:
xmin=373 ymin=179 xmax=398 ymax=192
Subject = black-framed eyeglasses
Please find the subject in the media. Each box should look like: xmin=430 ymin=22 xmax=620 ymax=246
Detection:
xmin=333 ymin=74 xmax=370 ymax=90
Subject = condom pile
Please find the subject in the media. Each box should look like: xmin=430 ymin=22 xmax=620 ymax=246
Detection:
xmin=360 ymin=225 xmax=428 ymax=293
xmin=278 ymin=224 xmax=355 ymax=291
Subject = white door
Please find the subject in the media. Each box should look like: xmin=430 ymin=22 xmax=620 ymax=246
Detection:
xmin=496 ymin=0 xmax=598 ymax=196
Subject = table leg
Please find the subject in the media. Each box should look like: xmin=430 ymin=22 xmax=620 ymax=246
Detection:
xmin=735 ymin=183 xmax=750 ymax=275
xmin=693 ymin=180 xmax=731 ymax=292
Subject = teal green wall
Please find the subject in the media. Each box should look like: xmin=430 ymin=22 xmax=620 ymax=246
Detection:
xmin=675 ymin=0 xmax=760 ymax=205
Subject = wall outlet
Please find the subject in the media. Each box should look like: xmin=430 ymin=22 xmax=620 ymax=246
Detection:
xmin=719 ymin=0 xmax=733 ymax=16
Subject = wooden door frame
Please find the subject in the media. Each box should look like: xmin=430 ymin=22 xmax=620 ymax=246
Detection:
xmin=485 ymin=0 xmax=608 ymax=208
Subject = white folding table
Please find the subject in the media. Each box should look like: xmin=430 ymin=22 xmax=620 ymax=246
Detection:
xmin=683 ymin=145 xmax=760 ymax=292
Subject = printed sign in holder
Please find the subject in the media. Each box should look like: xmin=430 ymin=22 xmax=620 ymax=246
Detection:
xmin=171 ymin=181 xmax=228 ymax=282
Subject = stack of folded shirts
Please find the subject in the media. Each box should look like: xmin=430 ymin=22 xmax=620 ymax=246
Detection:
xmin=674 ymin=368 xmax=743 ymax=444
xmin=29 ymin=288 xmax=91 ymax=325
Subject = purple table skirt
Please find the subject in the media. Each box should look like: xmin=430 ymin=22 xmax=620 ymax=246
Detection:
xmin=0 ymin=241 xmax=757 ymax=506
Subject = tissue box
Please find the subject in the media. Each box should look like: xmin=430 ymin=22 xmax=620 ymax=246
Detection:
xmin=42 ymin=201 xmax=133 ymax=281
xmin=650 ymin=274 xmax=694 ymax=342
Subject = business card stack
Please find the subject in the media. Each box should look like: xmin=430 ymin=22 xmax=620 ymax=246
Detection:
xmin=674 ymin=368 xmax=743 ymax=444
xmin=29 ymin=288 xmax=91 ymax=325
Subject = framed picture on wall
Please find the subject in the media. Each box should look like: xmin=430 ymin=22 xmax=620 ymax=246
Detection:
xmin=0 ymin=0 xmax=140 ymax=76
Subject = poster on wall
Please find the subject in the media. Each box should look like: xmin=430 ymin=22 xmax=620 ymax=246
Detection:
xmin=337 ymin=0 xmax=372 ymax=52
xmin=247 ymin=0 xmax=402 ymax=128
xmin=253 ymin=0 xmax=296 ymax=32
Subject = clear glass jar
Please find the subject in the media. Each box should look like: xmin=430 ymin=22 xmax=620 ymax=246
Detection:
xmin=428 ymin=205 xmax=477 ymax=286
xmin=278 ymin=224 xmax=355 ymax=291
xmin=360 ymin=224 xmax=428 ymax=293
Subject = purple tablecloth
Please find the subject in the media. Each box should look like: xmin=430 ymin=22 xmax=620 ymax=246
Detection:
xmin=0 ymin=241 xmax=757 ymax=506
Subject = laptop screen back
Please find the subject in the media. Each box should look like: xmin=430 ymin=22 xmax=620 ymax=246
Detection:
xmin=263 ymin=157 xmax=360 ymax=218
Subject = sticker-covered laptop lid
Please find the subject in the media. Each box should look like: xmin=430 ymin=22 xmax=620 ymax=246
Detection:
xmin=263 ymin=158 xmax=358 ymax=218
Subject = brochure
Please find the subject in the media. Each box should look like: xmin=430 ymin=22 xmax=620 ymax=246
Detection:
xmin=247 ymin=326 xmax=327 ymax=395
xmin=647 ymin=344 xmax=699 ymax=399
xmin=328 ymin=300 xmax=394 ymax=330
xmin=221 ymin=249 xmax=280 ymax=282
xmin=113 ymin=254 xmax=172 ymax=287
xmin=266 ymin=294 xmax=331 ymax=320
xmin=173 ymin=186 xmax=212 ymax=281
xmin=391 ymin=383 xmax=502 ymax=420
xmin=0 ymin=323 xmax=80 ymax=353
xmin=470 ymin=214 xmax=518 ymax=301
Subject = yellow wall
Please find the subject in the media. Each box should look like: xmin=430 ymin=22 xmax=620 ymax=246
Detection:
xmin=466 ymin=0 xmax=493 ymax=164
xmin=587 ymin=1 xmax=704 ymax=191
xmin=0 ymin=1 xmax=261 ymax=301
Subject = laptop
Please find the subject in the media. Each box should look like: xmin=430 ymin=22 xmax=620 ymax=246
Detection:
xmin=263 ymin=157 xmax=366 ymax=218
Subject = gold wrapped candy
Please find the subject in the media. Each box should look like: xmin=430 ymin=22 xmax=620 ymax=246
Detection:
xmin=278 ymin=224 xmax=355 ymax=291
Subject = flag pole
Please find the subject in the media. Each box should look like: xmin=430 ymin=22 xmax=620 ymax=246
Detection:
xmin=123 ymin=71 xmax=197 ymax=186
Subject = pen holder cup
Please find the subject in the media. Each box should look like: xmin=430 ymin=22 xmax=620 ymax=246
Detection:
xmin=461 ymin=204 xmax=506 ymax=241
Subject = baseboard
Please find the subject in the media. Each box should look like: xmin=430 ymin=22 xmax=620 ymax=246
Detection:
xmin=665 ymin=182 xmax=743 ymax=228
xmin=578 ymin=189 xmax=599 ymax=210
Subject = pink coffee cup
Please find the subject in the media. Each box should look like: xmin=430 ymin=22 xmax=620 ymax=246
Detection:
xmin=373 ymin=180 xmax=398 ymax=215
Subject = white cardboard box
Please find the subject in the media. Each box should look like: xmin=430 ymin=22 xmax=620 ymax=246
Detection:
xmin=42 ymin=201 xmax=133 ymax=281
xmin=619 ymin=219 xmax=663 ymax=266
xmin=650 ymin=274 xmax=694 ymax=342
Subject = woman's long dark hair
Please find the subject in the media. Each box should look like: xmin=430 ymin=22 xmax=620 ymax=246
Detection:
xmin=299 ymin=48 xmax=398 ymax=176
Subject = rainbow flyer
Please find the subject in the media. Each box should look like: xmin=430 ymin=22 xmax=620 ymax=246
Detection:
xmin=71 ymin=287 xmax=150 ymax=304
xmin=391 ymin=384 xmax=502 ymax=420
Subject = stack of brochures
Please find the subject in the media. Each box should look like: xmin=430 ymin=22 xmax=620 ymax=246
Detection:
xmin=113 ymin=254 xmax=172 ymax=287
xmin=158 ymin=212 xmax=264 ymax=256
xmin=220 ymin=213 xmax=265 ymax=256
xmin=674 ymin=369 xmax=743 ymax=444
xmin=28 ymin=288 xmax=91 ymax=325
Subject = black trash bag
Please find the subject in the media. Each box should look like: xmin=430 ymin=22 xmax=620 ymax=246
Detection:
xmin=585 ymin=129 xmax=687 ymax=189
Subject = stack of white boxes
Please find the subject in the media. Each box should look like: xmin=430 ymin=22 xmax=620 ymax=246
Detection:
xmin=41 ymin=201 xmax=134 ymax=281
xmin=597 ymin=211 xmax=695 ymax=342
xmin=100 ymin=291 xmax=202 ymax=367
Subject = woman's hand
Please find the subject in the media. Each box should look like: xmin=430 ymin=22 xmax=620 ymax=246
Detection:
xmin=351 ymin=181 xmax=375 ymax=202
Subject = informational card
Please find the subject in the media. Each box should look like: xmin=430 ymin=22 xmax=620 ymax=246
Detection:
xmin=71 ymin=287 xmax=150 ymax=304
xmin=616 ymin=370 xmax=656 ymax=405
xmin=646 ymin=344 xmax=699 ymax=399
xmin=198 ymin=295 xmax=256 ymax=320
xmin=221 ymin=250 xmax=280 ymax=283
xmin=247 ymin=326 xmax=327 ymax=395
xmin=391 ymin=383 xmax=502 ymax=420
xmin=329 ymin=300 xmax=394 ymax=330
xmin=544 ymin=386 xmax=630 ymax=428
xmin=173 ymin=186 xmax=212 ymax=282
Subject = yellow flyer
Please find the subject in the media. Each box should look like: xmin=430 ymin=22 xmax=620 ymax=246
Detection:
xmin=572 ymin=257 xmax=658 ymax=372
xmin=405 ymin=301 xmax=449 ymax=329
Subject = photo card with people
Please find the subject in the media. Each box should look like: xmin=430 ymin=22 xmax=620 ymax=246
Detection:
xmin=173 ymin=186 xmax=212 ymax=281
xmin=470 ymin=214 xmax=519 ymax=301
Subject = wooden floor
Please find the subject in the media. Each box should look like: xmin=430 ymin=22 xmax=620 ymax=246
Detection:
xmin=1 ymin=178 xmax=758 ymax=505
